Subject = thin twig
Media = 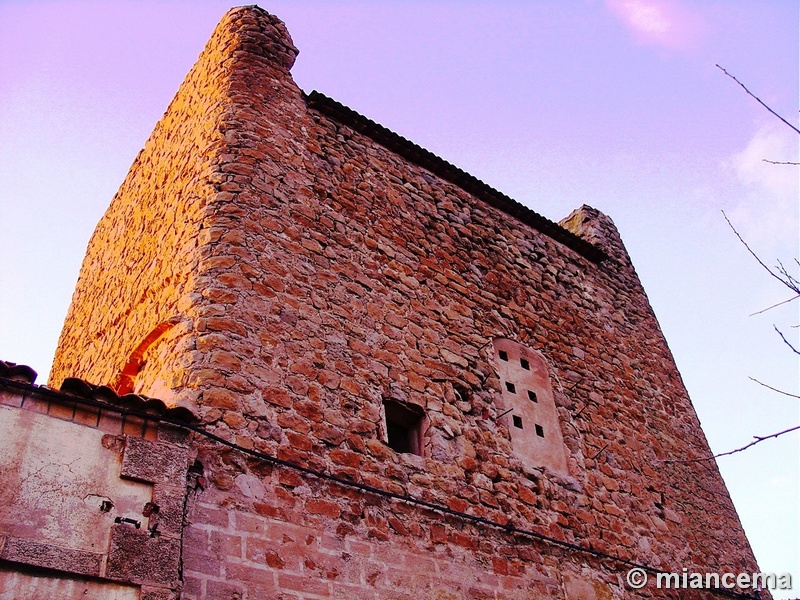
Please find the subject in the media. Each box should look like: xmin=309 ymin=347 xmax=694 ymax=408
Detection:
xmin=748 ymin=376 xmax=800 ymax=399
xmin=661 ymin=425 xmax=800 ymax=463
xmin=716 ymin=64 xmax=800 ymax=135
xmin=774 ymin=325 xmax=800 ymax=355
xmin=748 ymin=294 xmax=799 ymax=316
xmin=722 ymin=211 xmax=799 ymax=293
xmin=715 ymin=425 xmax=800 ymax=458
xmin=776 ymin=259 xmax=800 ymax=288
xmin=762 ymin=159 xmax=800 ymax=165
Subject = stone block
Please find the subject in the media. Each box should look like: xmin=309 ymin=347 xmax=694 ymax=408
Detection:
xmin=106 ymin=524 xmax=181 ymax=585
xmin=121 ymin=435 xmax=190 ymax=485
xmin=0 ymin=537 xmax=102 ymax=577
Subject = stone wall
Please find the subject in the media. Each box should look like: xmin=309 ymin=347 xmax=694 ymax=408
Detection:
xmin=46 ymin=5 xmax=290 ymax=408
xmin=48 ymin=6 xmax=763 ymax=599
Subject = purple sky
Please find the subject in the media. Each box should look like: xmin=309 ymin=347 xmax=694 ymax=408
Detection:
xmin=1 ymin=0 xmax=797 ymax=589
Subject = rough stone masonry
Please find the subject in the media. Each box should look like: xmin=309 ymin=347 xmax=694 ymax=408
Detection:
xmin=45 ymin=5 xmax=763 ymax=599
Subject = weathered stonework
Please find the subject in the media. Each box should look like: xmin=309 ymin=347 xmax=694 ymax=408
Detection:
xmin=37 ymin=5 xmax=764 ymax=600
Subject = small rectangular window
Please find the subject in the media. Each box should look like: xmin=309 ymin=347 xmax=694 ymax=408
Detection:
xmin=499 ymin=350 xmax=509 ymax=361
xmin=505 ymin=382 xmax=516 ymax=393
xmin=383 ymin=399 xmax=424 ymax=455
xmin=513 ymin=415 xmax=523 ymax=429
xmin=535 ymin=424 xmax=544 ymax=438
xmin=527 ymin=390 xmax=537 ymax=402
xmin=520 ymin=358 xmax=530 ymax=370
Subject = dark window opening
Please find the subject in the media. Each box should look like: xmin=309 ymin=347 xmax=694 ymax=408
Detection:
xmin=498 ymin=350 xmax=509 ymax=361
xmin=527 ymin=390 xmax=537 ymax=402
xmin=383 ymin=399 xmax=425 ymax=455
xmin=520 ymin=358 xmax=530 ymax=370
xmin=505 ymin=382 xmax=516 ymax=393
xmin=513 ymin=415 xmax=523 ymax=429
xmin=535 ymin=424 xmax=544 ymax=438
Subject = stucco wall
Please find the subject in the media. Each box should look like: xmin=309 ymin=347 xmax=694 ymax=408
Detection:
xmin=0 ymin=566 xmax=138 ymax=600
xmin=0 ymin=381 xmax=193 ymax=600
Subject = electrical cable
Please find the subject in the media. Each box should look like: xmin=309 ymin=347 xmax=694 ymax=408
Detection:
xmin=0 ymin=378 xmax=763 ymax=600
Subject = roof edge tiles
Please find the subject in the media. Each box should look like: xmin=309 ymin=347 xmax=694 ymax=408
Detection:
xmin=0 ymin=360 xmax=38 ymax=384
xmin=0 ymin=361 xmax=197 ymax=424
xmin=305 ymin=91 xmax=608 ymax=265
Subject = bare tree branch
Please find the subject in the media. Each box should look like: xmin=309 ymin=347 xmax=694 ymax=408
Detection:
xmin=661 ymin=425 xmax=800 ymax=463
xmin=748 ymin=376 xmax=800 ymax=399
xmin=774 ymin=324 xmax=800 ymax=355
xmin=748 ymin=294 xmax=799 ymax=316
xmin=717 ymin=64 xmax=800 ymax=135
xmin=722 ymin=210 xmax=800 ymax=295
xmin=763 ymin=159 xmax=800 ymax=165
xmin=704 ymin=73 xmax=800 ymax=464
xmin=714 ymin=425 xmax=800 ymax=459
xmin=776 ymin=258 xmax=800 ymax=287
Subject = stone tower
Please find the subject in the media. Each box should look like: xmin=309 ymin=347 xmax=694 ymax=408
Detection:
xmin=50 ymin=6 xmax=763 ymax=599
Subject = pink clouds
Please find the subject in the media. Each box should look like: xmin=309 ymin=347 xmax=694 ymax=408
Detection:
xmin=604 ymin=0 xmax=706 ymax=52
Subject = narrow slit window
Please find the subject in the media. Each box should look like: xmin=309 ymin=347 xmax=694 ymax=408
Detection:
xmin=505 ymin=381 xmax=516 ymax=393
xmin=520 ymin=358 xmax=530 ymax=370
xmin=513 ymin=415 xmax=523 ymax=429
xmin=383 ymin=399 xmax=424 ymax=455
xmin=528 ymin=390 xmax=537 ymax=402
xmin=535 ymin=424 xmax=544 ymax=438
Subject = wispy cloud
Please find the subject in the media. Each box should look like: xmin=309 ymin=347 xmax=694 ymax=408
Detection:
xmin=732 ymin=123 xmax=799 ymax=189
xmin=604 ymin=0 xmax=705 ymax=52
xmin=726 ymin=120 xmax=799 ymax=249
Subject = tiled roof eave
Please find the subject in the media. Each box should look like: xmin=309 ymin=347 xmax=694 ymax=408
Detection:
xmin=0 ymin=360 xmax=197 ymax=425
xmin=304 ymin=91 xmax=608 ymax=265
